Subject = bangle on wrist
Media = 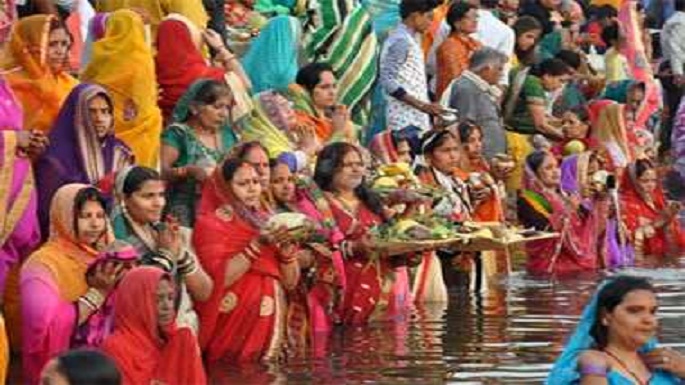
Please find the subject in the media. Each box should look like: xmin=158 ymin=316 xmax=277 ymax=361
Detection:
xmin=80 ymin=287 xmax=106 ymax=311
xmin=152 ymin=249 xmax=176 ymax=272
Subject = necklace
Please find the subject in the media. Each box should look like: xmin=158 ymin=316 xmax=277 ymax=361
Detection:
xmin=603 ymin=348 xmax=651 ymax=385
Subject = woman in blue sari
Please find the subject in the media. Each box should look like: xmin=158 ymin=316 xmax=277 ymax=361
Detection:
xmin=547 ymin=276 xmax=685 ymax=384
xmin=241 ymin=15 xmax=301 ymax=93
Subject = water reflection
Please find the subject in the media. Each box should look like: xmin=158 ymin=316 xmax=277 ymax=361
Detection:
xmin=209 ymin=266 xmax=685 ymax=385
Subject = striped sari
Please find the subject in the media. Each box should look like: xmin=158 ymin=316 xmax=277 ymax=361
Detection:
xmin=305 ymin=0 xmax=378 ymax=128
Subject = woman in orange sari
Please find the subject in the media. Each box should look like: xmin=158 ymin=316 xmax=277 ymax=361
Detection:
xmin=620 ymin=159 xmax=685 ymax=258
xmin=81 ymin=9 xmax=163 ymax=168
xmin=193 ymin=158 xmax=300 ymax=365
xmin=288 ymin=62 xmax=357 ymax=144
xmin=1 ymin=14 xmax=78 ymax=134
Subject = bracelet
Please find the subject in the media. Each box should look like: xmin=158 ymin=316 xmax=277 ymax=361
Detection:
xmin=152 ymin=249 xmax=176 ymax=272
xmin=578 ymin=363 xmax=609 ymax=377
xmin=173 ymin=166 xmax=188 ymax=178
xmin=177 ymin=252 xmax=198 ymax=276
xmin=79 ymin=288 xmax=105 ymax=311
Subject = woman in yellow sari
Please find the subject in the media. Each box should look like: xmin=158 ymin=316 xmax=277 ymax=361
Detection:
xmin=81 ymin=9 xmax=163 ymax=168
xmin=93 ymin=0 xmax=208 ymax=38
xmin=1 ymin=15 xmax=78 ymax=134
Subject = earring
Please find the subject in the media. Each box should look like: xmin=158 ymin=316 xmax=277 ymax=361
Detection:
xmin=602 ymin=318 xmax=608 ymax=326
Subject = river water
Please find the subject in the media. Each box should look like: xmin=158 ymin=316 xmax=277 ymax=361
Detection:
xmin=209 ymin=257 xmax=685 ymax=385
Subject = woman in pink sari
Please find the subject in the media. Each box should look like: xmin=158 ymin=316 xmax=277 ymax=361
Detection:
xmin=19 ymin=184 xmax=125 ymax=385
xmin=517 ymin=151 xmax=604 ymax=276
xmin=0 ymin=75 xmax=43 ymax=383
xmin=193 ymin=158 xmax=300 ymax=366
xmin=313 ymin=142 xmax=411 ymax=325
xmin=270 ymin=156 xmax=346 ymax=356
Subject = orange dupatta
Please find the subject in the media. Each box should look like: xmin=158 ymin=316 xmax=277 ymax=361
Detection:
xmin=81 ymin=10 xmax=162 ymax=168
xmin=1 ymin=15 xmax=78 ymax=134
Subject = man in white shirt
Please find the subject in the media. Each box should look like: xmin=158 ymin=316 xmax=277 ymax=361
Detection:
xmin=660 ymin=0 xmax=685 ymax=154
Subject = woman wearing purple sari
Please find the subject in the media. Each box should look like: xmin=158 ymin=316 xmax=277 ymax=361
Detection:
xmin=35 ymin=83 xmax=134 ymax=239
xmin=0 ymin=76 xmax=43 ymax=382
xmin=559 ymin=152 xmax=633 ymax=269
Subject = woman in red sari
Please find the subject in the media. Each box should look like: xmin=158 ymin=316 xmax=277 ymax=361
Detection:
xmin=518 ymin=151 xmax=603 ymax=275
xmin=193 ymin=158 xmax=300 ymax=365
xmin=313 ymin=142 xmax=411 ymax=325
xmin=620 ymin=159 xmax=685 ymax=258
xmin=101 ymin=266 xmax=206 ymax=385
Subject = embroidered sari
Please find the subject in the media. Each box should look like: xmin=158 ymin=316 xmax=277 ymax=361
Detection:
xmin=559 ymin=152 xmax=632 ymax=268
xmin=193 ymin=167 xmax=288 ymax=364
xmin=101 ymin=267 xmax=206 ymax=385
xmin=324 ymin=193 xmax=411 ymax=325
xmin=1 ymin=14 xmax=79 ymax=134
xmin=0 ymin=78 xmax=40 ymax=362
xmin=620 ymin=163 xmax=685 ymax=258
xmin=20 ymin=184 xmax=114 ymax=385
xmin=278 ymin=182 xmax=346 ymax=355
xmin=35 ymin=84 xmax=134 ymax=239
xmin=81 ymin=9 xmax=163 ymax=168
xmin=163 ymin=79 xmax=237 ymax=227
xmin=155 ymin=16 xmax=225 ymax=121
xmin=518 ymin=159 xmax=599 ymax=276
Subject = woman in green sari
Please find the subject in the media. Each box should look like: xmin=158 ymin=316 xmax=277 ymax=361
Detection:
xmin=160 ymin=79 xmax=237 ymax=227
xmin=503 ymin=58 xmax=571 ymax=190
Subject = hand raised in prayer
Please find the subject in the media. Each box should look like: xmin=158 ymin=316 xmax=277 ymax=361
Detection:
xmin=643 ymin=348 xmax=685 ymax=378
xmin=87 ymin=260 xmax=125 ymax=295
xmin=203 ymin=29 xmax=226 ymax=51
xmin=17 ymin=130 xmax=49 ymax=159
xmin=155 ymin=216 xmax=182 ymax=258
xmin=331 ymin=105 xmax=350 ymax=134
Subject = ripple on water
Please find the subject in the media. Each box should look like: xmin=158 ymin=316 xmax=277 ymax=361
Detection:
xmin=209 ymin=268 xmax=685 ymax=384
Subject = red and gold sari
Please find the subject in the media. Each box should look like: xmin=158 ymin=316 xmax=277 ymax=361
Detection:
xmin=193 ymin=168 xmax=288 ymax=364
xmin=620 ymin=164 xmax=685 ymax=258
xmin=325 ymin=194 xmax=410 ymax=325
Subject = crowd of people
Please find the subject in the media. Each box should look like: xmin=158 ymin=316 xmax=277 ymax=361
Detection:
xmin=0 ymin=0 xmax=683 ymax=383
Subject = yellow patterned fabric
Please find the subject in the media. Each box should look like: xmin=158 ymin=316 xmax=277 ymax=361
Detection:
xmin=81 ymin=10 xmax=162 ymax=167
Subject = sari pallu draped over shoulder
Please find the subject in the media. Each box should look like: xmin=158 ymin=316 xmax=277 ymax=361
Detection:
xmin=101 ymin=267 xmax=206 ymax=385
xmin=547 ymin=278 xmax=680 ymax=385
xmin=20 ymin=184 xmax=114 ymax=385
xmin=193 ymin=168 xmax=287 ymax=364
xmin=35 ymin=83 xmax=134 ymax=239
xmin=305 ymin=1 xmax=378 ymax=127
xmin=325 ymin=195 xmax=410 ymax=325
xmin=0 ymin=79 xmax=40 ymax=294
xmin=241 ymin=15 xmax=301 ymax=94
xmin=81 ymin=9 xmax=162 ymax=168
xmin=518 ymin=160 xmax=599 ymax=276
xmin=620 ymin=163 xmax=685 ymax=258
xmin=155 ymin=16 xmax=225 ymax=121
xmin=239 ymin=91 xmax=298 ymax=158
xmin=1 ymin=14 xmax=78 ymax=134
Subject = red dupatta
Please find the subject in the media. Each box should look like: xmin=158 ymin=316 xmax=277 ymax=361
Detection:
xmin=193 ymin=167 xmax=284 ymax=364
xmin=101 ymin=267 xmax=206 ymax=385
xmin=155 ymin=17 xmax=225 ymax=119
xmin=620 ymin=164 xmax=685 ymax=257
